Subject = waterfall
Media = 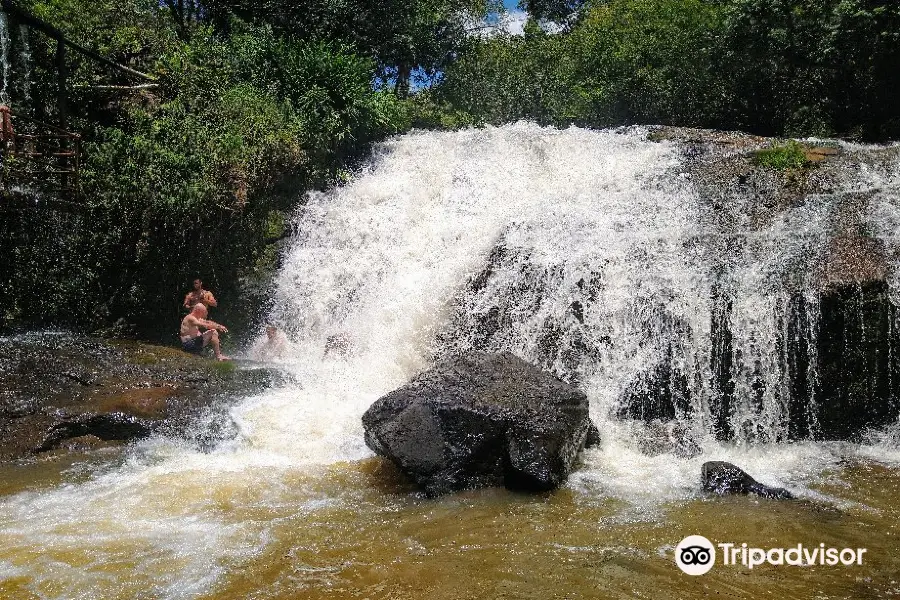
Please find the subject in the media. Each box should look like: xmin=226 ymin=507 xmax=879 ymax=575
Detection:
xmin=0 ymin=12 xmax=10 ymax=107
xmin=0 ymin=124 xmax=897 ymax=598
xmin=270 ymin=124 xmax=832 ymax=444
xmin=18 ymin=23 xmax=30 ymax=106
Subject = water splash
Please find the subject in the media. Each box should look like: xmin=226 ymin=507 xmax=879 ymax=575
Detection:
xmin=0 ymin=125 xmax=897 ymax=598
xmin=17 ymin=23 xmax=30 ymax=106
xmin=0 ymin=12 xmax=11 ymax=106
xmin=273 ymin=123 xmax=836 ymax=445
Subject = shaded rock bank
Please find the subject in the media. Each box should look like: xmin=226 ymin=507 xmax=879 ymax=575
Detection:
xmin=0 ymin=332 xmax=279 ymax=461
xmin=362 ymin=352 xmax=599 ymax=496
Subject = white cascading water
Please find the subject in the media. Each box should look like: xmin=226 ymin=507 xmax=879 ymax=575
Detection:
xmin=0 ymin=12 xmax=10 ymax=107
xmin=18 ymin=23 xmax=30 ymax=106
xmin=0 ymin=124 xmax=896 ymax=597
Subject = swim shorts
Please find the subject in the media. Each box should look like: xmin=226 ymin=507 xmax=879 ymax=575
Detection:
xmin=182 ymin=334 xmax=205 ymax=355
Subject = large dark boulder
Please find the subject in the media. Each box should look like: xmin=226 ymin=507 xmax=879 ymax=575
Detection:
xmin=701 ymin=461 xmax=794 ymax=500
xmin=362 ymin=352 xmax=599 ymax=496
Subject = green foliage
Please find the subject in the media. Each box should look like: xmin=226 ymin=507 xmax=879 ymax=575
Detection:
xmin=405 ymin=89 xmax=476 ymax=129
xmin=202 ymin=0 xmax=501 ymax=95
xmin=1 ymin=2 xmax=410 ymax=339
xmin=519 ymin=0 xmax=586 ymax=23
xmin=432 ymin=0 xmax=900 ymax=139
xmin=569 ymin=0 xmax=727 ymax=127
xmin=437 ymin=27 xmax=579 ymax=126
xmin=718 ymin=0 xmax=900 ymax=139
xmin=4 ymin=0 xmax=900 ymax=340
xmin=209 ymin=359 xmax=237 ymax=375
xmin=754 ymin=140 xmax=810 ymax=170
xmin=438 ymin=0 xmax=727 ymax=128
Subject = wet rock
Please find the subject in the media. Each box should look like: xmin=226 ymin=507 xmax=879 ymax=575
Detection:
xmin=362 ymin=352 xmax=596 ymax=496
xmin=0 ymin=393 xmax=39 ymax=418
xmin=618 ymin=357 xmax=690 ymax=423
xmin=701 ymin=461 xmax=794 ymax=500
xmin=90 ymin=386 xmax=176 ymax=418
xmin=623 ymin=277 xmax=900 ymax=444
xmin=813 ymin=280 xmax=900 ymax=440
xmin=57 ymin=435 xmax=122 ymax=452
xmin=786 ymin=278 xmax=900 ymax=441
xmin=585 ymin=422 xmax=602 ymax=448
xmin=37 ymin=413 xmax=154 ymax=452
xmin=0 ymin=332 xmax=280 ymax=461
xmin=436 ymin=239 xmax=609 ymax=384
xmin=803 ymin=146 xmax=840 ymax=163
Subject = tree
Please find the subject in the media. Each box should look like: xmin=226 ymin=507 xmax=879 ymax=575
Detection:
xmin=202 ymin=0 xmax=501 ymax=96
xmin=518 ymin=0 xmax=586 ymax=24
xmin=719 ymin=0 xmax=900 ymax=138
xmin=161 ymin=0 xmax=204 ymax=40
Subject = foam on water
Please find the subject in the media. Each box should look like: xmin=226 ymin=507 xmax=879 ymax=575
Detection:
xmin=1 ymin=124 xmax=899 ymax=597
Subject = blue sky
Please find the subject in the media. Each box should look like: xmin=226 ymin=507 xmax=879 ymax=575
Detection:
xmin=381 ymin=0 xmax=528 ymax=91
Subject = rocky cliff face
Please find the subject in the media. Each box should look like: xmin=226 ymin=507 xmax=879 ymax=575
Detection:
xmin=434 ymin=127 xmax=900 ymax=443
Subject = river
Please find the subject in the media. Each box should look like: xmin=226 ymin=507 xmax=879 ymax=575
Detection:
xmin=1 ymin=123 xmax=899 ymax=599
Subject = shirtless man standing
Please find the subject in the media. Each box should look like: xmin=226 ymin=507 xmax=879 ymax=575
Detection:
xmin=180 ymin=303 xmax=230 ymax=361
xmin=183 ymin=279 xmax=218 ymax=310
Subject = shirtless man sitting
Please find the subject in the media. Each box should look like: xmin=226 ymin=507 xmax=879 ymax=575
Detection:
xmin=180 ymin=303 xmax=230 ymax=361
xmin=183 ymin=278 xmax=218 ymax=310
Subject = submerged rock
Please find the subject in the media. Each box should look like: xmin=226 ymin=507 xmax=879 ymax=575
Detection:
xmin=701 ymin=461 xmax=794 ymax=500
xmin=36 ymin=413 xmax=153 ymax=453
xmin=362 ymin=352 xmax=598 ymax=496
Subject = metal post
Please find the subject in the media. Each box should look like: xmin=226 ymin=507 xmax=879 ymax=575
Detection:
xmin=55 ymin=39 xmax=67 ymax=130
xmin=73 ymin=135 xmax=80 ymax=197
xmin=55 ymin=39 xmax=68 ymax=193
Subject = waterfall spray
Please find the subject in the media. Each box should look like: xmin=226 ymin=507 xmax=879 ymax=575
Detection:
xmin=0 ymin=12 xmax=10 ymax=107
xmin=18 ymin=23 xmax=30 ymax=105
xmin=0 ymin=125 xmax=896 ymax=599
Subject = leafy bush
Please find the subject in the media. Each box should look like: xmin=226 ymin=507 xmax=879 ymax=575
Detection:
xmin=718 ymin=0 xmax=900 ymax=139
xmin=432 ymin=0 xmax=900 ymax=139
xmin=437 ymin=24 xmax=579 ymax=126
xmin=1 ymin=4 xmax=410 ymax=339
xmin=436 ymin=0 xmax=727 ymax=129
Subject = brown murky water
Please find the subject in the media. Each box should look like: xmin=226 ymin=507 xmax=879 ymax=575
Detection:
xmin=2 ymin=449 xmax=896 ymax=600
xmin=207 ymin=460 xmax=900 ymax=600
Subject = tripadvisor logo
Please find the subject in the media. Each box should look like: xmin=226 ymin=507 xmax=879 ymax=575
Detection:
xmin=675 ymin=535 xmax=716 ymax=575
xmin=674 ymin=535 xmax=868 ymax=575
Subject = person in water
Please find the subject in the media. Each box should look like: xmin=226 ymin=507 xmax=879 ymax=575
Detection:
xmin=183 ymin=278 xmax=218 ymax=310
xmin=251 ymin=325 xmax=289 ymax=360
xmin=180 ymin=303 xmax=230 ymax=361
